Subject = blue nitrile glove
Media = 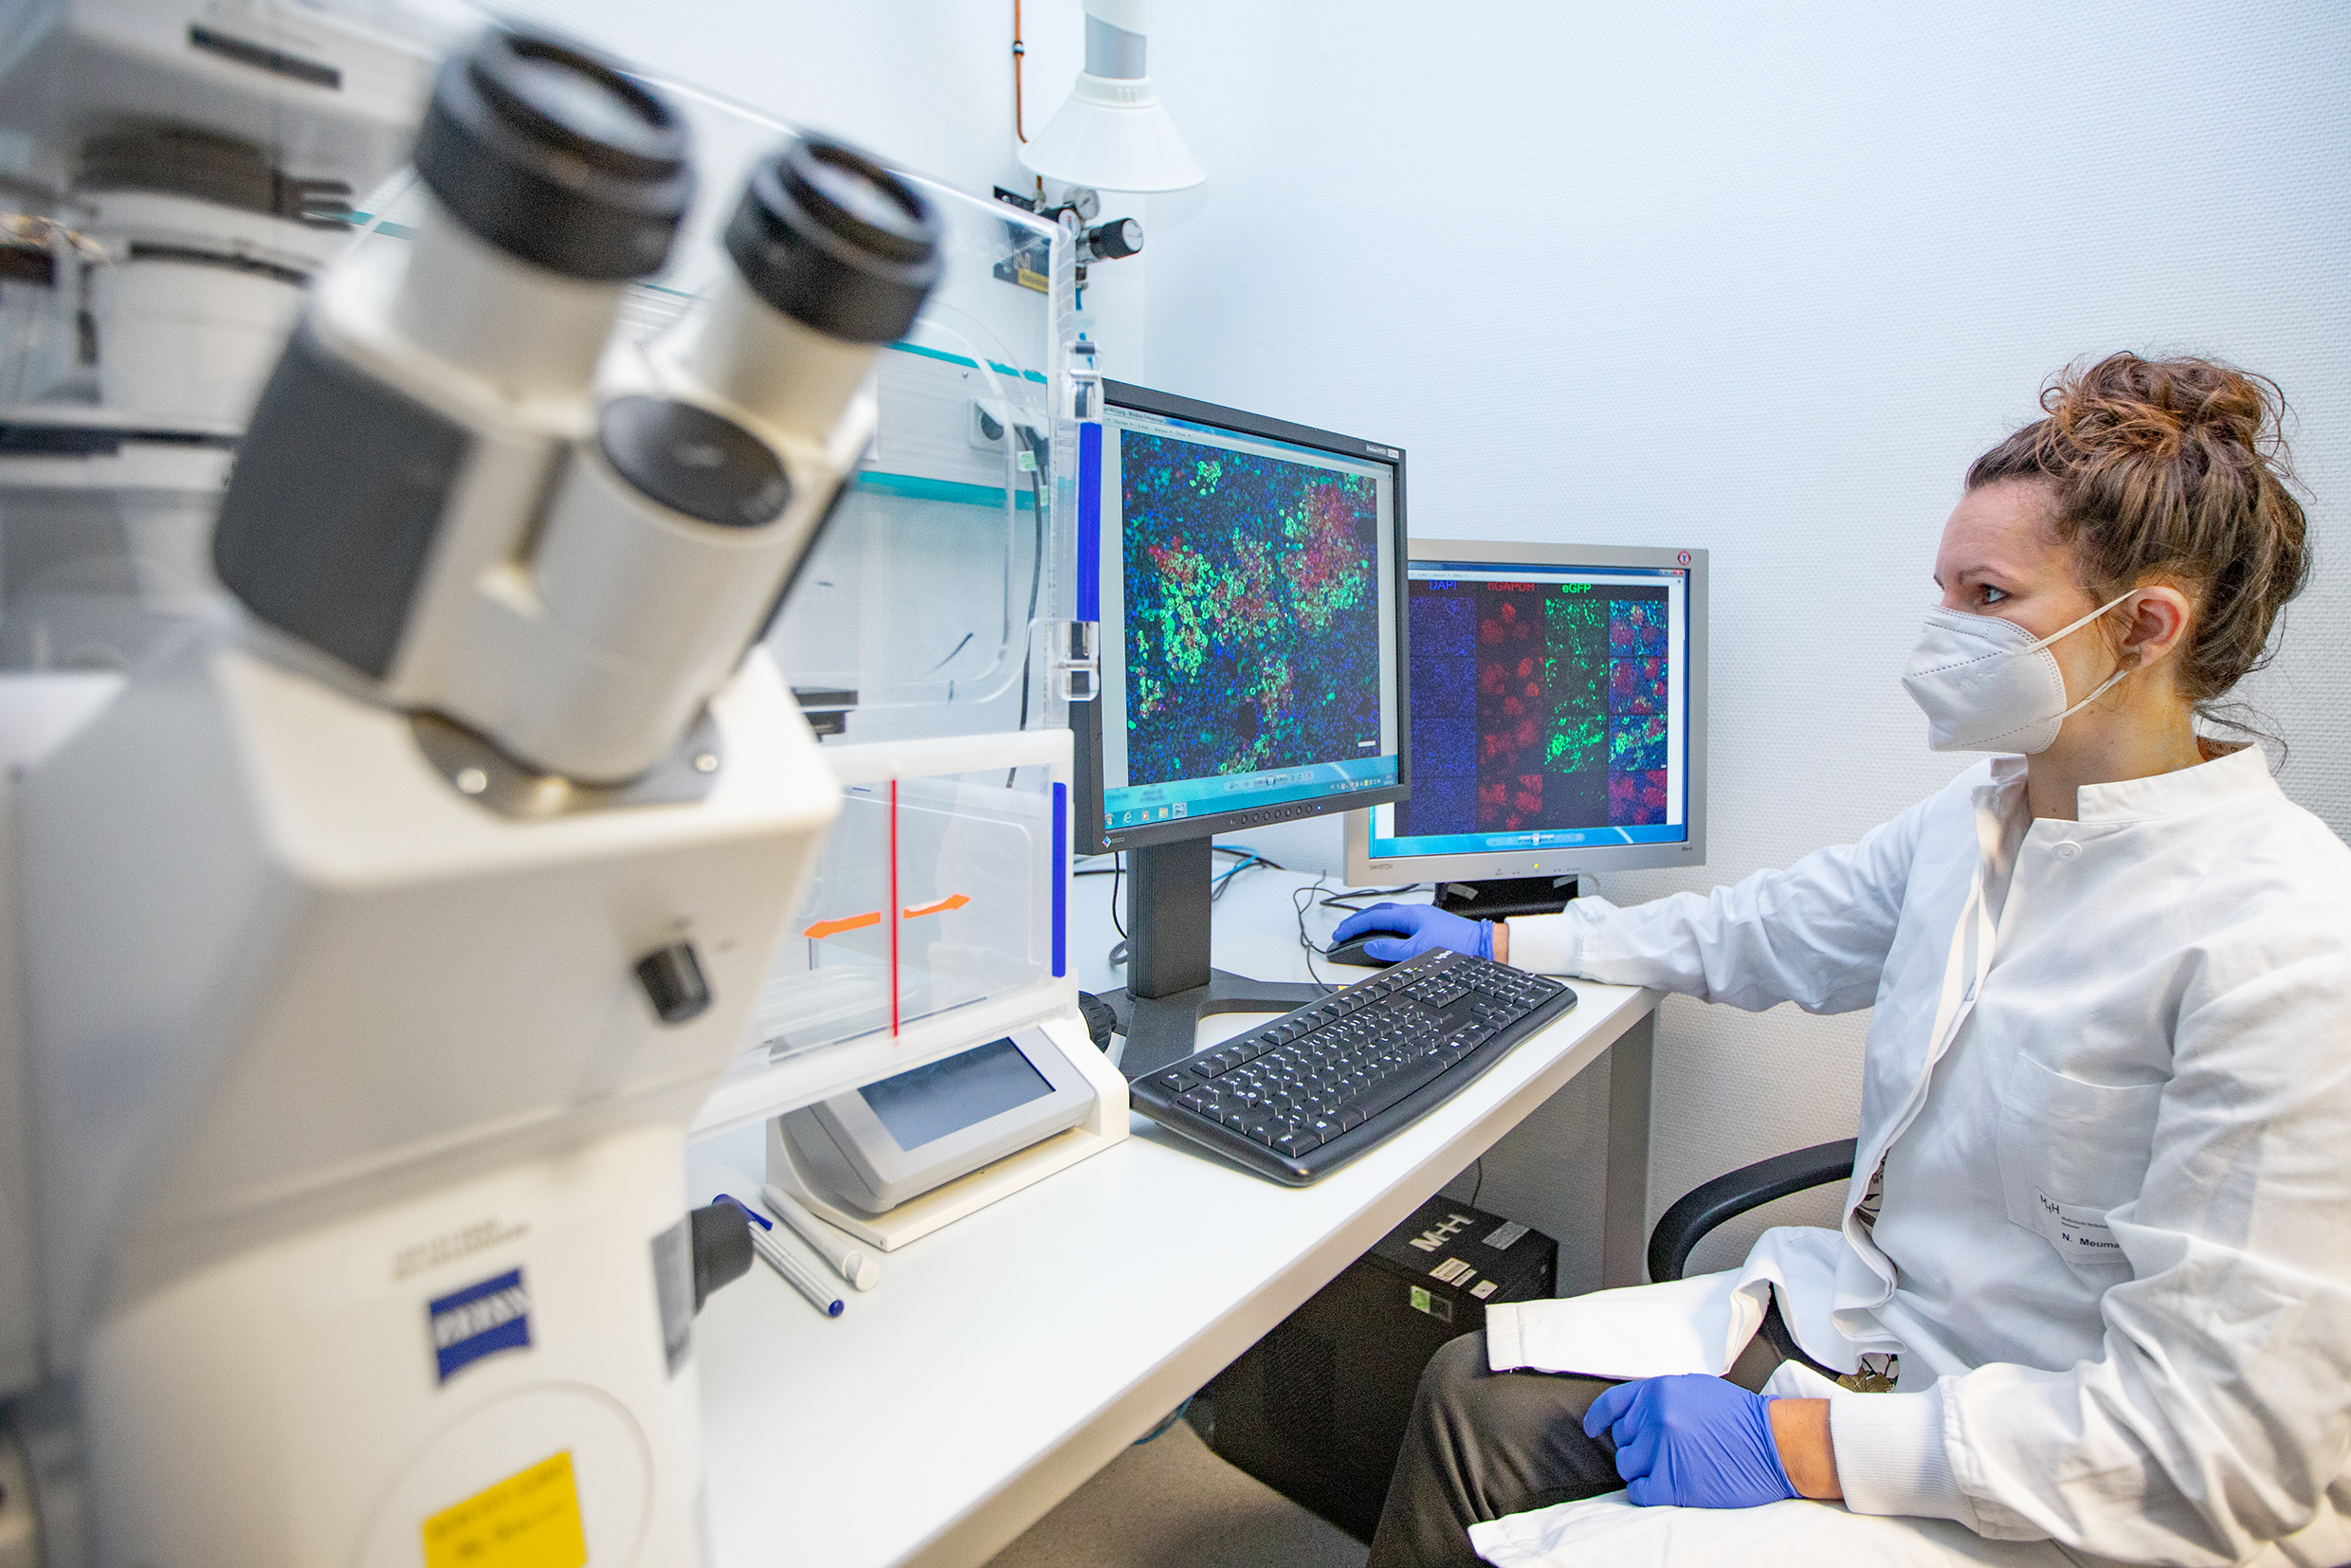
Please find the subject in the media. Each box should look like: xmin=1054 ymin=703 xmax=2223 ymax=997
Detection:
xmin=1582 ymin=1375 xmax=1798 ymax=1509
xmin=1329 ymin=902 xmax=1492 ymax=963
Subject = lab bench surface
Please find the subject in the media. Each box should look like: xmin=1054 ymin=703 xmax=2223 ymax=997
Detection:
xmin=687 ymin=869 xmax=1661 ymax=1568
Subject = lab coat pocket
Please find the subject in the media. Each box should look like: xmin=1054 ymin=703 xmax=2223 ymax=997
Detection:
xmin=1994 ymin=1054 xmax=2162 ymax=1277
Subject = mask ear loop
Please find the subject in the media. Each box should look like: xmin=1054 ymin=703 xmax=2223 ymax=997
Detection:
xmin=2038 ymin=589 xmax=2141 ymax=724
xmin=2050 ymin=662 xmax=2133 ymax=725
xmin=2014 ymin=588 xmax=2138 ymax=656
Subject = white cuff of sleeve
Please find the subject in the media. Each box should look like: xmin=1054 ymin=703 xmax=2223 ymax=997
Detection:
xmin=1502 ymin=911 xmax=1585 ymax=975
xmin=1830 ymin=1388 xmax=1978 ymax=1528
xmin=1485 ymin=1302 xmax=1526 ymax=1370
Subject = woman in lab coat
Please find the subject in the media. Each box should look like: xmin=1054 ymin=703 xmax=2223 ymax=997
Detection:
xmin=1337 ymin=354 xmax=2351 ymax=1568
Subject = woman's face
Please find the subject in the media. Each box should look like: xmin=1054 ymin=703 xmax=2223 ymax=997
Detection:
xmin=1934 ymin=479 xmax=2119 ymax=701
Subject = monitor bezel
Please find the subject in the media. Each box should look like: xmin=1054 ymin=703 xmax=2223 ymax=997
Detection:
xmin=1344 ymin=538 xmax=1709 ymax=885
xmin=1075 ymin=379 xmax=1412 ymax=858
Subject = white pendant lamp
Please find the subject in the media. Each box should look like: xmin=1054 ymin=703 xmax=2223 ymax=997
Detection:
xmin=1020 ymin=0 xmax=1205 ymax=193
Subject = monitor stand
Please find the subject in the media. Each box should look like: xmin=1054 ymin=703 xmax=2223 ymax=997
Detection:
xmin=1099 ymin=837 xmax=1325 ymax=1082
xmin=1433 ymin=875 xmax=1582 ymax=921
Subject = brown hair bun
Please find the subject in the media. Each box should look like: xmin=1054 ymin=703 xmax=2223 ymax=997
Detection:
xmin=1968 ymin=353 xmax=2309 ymax=734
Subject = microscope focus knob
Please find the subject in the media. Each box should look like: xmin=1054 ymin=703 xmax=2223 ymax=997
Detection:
xmin=634 ymin=940 xmax=712 ymax=1024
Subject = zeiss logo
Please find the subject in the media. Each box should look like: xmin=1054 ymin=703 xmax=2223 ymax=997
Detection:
xmin=428 ymin=1267 xmax=532 ymax=1383
xmin=1409 ymin=1212 xmax=1472 ymax=1253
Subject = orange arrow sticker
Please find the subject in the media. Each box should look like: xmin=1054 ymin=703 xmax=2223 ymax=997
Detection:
xmin=803 ymin=910 xmax=882 ymax=940
xmin=902 ymin=893 xmax=972 ymax=920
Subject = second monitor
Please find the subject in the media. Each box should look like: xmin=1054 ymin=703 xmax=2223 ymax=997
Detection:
xmin=1347 ymin=542 xmax=1708 ymax=916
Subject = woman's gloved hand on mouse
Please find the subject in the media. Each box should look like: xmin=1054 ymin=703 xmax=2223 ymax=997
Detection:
xmin=1330 ymin=903 xmax=1494 ymax=963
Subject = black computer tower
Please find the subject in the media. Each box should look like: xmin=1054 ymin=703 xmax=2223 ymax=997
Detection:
xmin=1196 ymin=1194 xmax=1559 ymax=1541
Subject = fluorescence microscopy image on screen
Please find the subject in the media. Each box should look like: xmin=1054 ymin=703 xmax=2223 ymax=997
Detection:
xmin=1610 ymin=768 xmax=1669 ymax=826
xmin=1406 ymin=592 xmax=1479 ymax=831
xmin=1610 ymin=713 xmax=1668 ymax=771
xmin=1609 ymin=655 xmax=1668 ymax=715
xmin=1398 ymin=577 xmax=1674 ymax=839
xmin=1121 ymin=430 xmax=1383 ymax=785
xmin=1611 ymin=599 xmax=1668 ymax=657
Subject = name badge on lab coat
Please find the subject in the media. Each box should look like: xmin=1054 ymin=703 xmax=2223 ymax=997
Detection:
xmin=2033 ymin=1191 xmax=2122 ymax=1262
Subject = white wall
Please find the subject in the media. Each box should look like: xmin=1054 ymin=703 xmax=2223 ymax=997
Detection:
xmin=485 ymin=0 xmax=1152 ymax=377
xmin=1151 ymin=0 xmax=2351 ymax=1266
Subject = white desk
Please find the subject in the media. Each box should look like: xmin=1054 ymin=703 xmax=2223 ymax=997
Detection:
xmin=689 ymin=869 xmax=1661 ymax=1568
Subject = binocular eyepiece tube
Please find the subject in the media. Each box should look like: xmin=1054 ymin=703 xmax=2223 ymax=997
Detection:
xmin=681 ymin=139 xmax=943 ymax=436
xmin=214 ymin=24 xmax=942 ymax=784
xmin=395 ymin=28 xmax=694 ymax=396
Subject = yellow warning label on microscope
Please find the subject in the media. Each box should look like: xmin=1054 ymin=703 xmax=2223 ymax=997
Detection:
xmin=421 ymin=1449 xmax=588 ymax=1568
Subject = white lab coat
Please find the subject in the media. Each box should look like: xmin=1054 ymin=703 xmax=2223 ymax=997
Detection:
xmin=1472 ymin=747 xmax=2351 ymax=1568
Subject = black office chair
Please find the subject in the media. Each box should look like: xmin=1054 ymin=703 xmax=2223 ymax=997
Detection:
xmin=1644 ymin=1137 xmax=1859 ymax=1380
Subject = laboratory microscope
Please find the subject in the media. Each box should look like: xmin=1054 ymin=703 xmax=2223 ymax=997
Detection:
xmin=2 ymin=20 xmax=936 ymax=1565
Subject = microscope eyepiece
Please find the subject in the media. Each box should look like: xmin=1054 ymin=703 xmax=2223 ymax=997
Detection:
xmin=722 ymin=137 xmax=941 ymax=344
xmin=413 ymin=27 xmax=693 ymax=281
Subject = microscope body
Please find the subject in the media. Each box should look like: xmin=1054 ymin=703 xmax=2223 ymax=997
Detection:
xmin=21 ymin=629 xmax=830 ymax=1565
xmin=7 ymin=23 xmax=944 ymax=1564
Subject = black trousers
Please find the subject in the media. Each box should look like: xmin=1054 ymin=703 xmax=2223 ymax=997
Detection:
xmin=1365 ymin=1331 xmax=1783 ymax=1568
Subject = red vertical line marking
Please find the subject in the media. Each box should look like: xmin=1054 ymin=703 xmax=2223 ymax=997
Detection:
xmin=888 ymin=777 xmax=902 ymax=1036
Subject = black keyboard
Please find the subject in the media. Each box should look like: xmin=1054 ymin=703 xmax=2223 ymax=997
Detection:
xmin=1128 ymin=950 xmax=1577 ymax=1185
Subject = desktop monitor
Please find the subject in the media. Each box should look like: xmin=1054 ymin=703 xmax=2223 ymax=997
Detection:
xmin=1345 ymin=541 xmax=1707 ymax=915
xmin=1074 ymin=379 xmax=1411 ymax=1074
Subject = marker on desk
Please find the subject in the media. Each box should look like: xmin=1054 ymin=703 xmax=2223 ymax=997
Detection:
xmin=716 ymin=1194 xmax=844 ymax=1318
xmin=763 ymin=1183 xmax=882 ymax=1291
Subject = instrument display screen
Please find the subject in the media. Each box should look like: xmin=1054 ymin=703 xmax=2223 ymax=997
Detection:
xmin=858 ymin=1036 xmax=1051 ymax=1151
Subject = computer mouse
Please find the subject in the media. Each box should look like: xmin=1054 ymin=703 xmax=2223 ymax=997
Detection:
xmin=1324 ymin=934 xmax=1398 ymax=968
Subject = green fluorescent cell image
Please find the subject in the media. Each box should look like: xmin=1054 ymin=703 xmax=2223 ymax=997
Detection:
xmin=1121 ymin=429 xmax=1383 ymax=784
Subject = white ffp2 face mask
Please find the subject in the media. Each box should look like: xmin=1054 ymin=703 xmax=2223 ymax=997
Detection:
xmin=1901 ymin=593 xmax=2134 ymax=754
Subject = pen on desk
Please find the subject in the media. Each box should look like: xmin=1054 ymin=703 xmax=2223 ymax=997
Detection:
xmin=762 ymin=1183 xmax=881 ymax=1291
xmin=717 ymin=1194 xmax=844 ymax=1318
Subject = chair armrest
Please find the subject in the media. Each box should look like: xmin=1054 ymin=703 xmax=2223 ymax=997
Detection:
xmin=1646 ymin=1139 xmax=1858 ymax=1283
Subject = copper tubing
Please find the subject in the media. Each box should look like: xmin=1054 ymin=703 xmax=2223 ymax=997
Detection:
xmin=1012 ymin=0 xmax=1029 ymax=142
